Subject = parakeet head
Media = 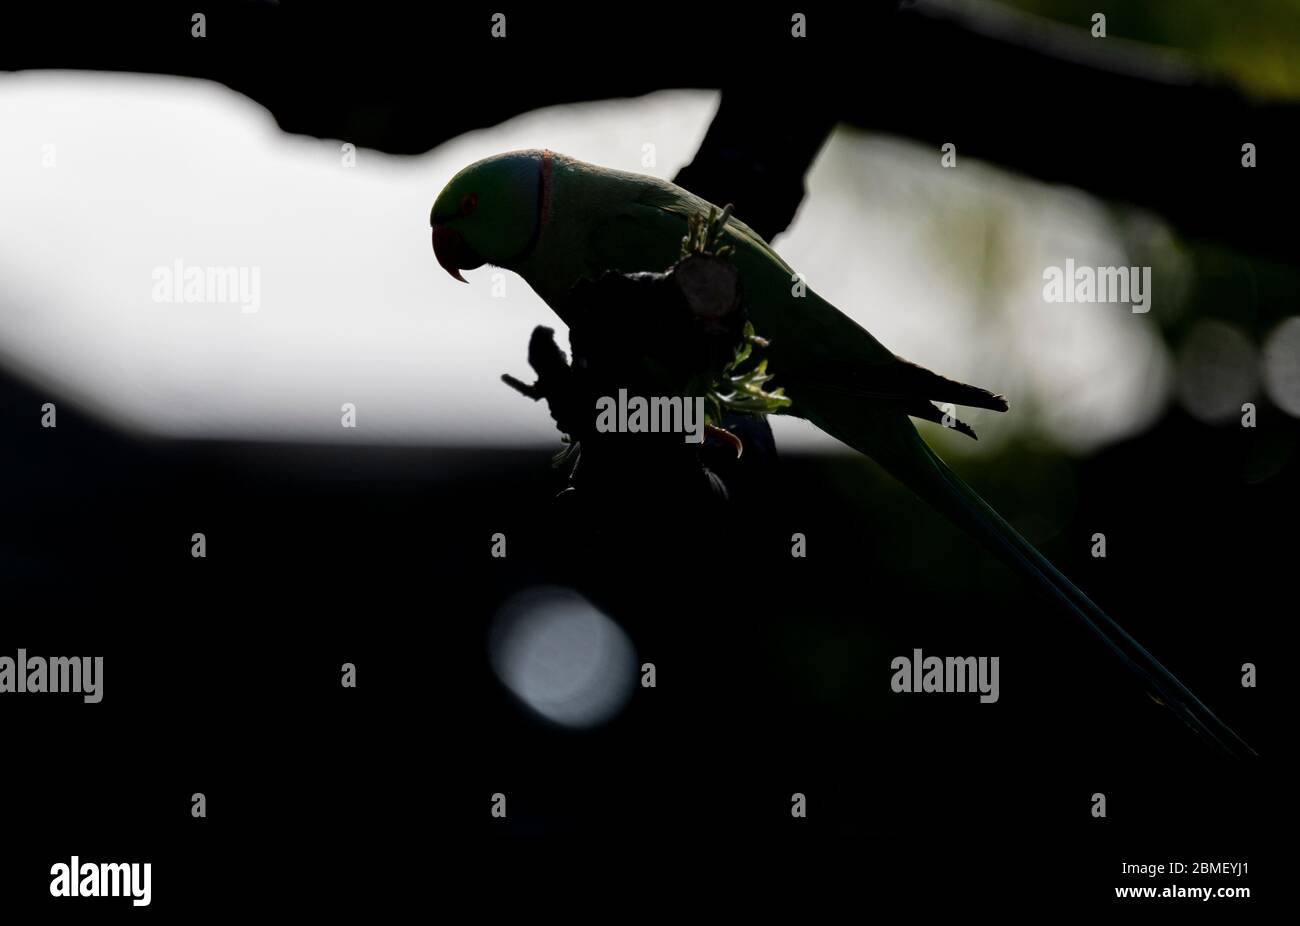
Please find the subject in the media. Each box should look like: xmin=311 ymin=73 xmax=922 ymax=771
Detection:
xmin=430 ymin=150 xmax=547 ymax=282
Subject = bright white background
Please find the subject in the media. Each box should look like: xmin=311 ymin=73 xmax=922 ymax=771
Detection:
xmin=1 ymin=71 xmax=1191 ymax=454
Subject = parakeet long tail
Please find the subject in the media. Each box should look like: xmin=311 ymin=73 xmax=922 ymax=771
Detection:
xmin=864 ymin=426 xmax=1256 ymax=758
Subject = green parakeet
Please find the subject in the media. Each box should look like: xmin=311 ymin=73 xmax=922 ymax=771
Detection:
xmin=431 ymin=149 xmax=1253 ymax=756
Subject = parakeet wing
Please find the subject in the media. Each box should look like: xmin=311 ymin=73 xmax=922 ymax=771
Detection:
xmin=589 ymin=187 xmax=1007 ymax=421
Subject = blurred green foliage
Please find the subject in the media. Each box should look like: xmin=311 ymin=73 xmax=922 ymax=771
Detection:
xmin=1006 ymin=0 xmax=1300 ymax=99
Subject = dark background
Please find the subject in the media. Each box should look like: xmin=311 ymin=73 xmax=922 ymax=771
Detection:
xmin=1 ymin=0 xmax=1290 ymax=914
xmin=1 ymin=365 xmax=1284 ymax=912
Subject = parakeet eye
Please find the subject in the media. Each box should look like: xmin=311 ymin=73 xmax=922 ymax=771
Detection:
xmin=460 ymin=193 xmax=478 ymax=217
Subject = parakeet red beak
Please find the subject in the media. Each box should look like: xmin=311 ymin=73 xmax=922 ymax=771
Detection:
xmin=432 ymin=225 xmax=484 ymax=283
